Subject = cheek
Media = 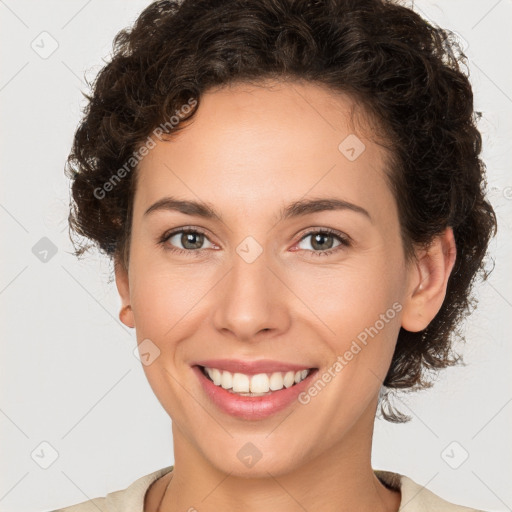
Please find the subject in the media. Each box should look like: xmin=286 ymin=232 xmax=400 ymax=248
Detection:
xmin=293 ymin=253 xmax=404 ymax=332
xmin=134 ymin=287 xmax=190 ymax=335
xmin=128 ymin=261 xmax=205 ymax=410
xmin=128 ymin=252 xmax=224 ymax=368
xmin=292 ymin=253 xmax=405 ymax=388
xmin=128 ymin=257 xmax=197 ymax=341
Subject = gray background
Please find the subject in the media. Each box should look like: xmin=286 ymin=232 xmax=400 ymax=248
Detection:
xmin=0 ymin=0 xmax=511 ymax=511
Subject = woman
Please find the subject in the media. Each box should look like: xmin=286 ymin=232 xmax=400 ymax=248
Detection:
xmin=55 ymin=0 xmax=497 ymax=510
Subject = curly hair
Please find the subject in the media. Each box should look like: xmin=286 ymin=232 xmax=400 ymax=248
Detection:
xmin=65 ymin=0 xmax=497 ymax=422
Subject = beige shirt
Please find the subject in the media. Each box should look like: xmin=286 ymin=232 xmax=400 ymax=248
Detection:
xmin=50 ymin=465 xmax=485 ymax=512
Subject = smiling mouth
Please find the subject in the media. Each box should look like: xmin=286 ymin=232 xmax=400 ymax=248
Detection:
xmin=196 ymin=364 xmax=317 ymax=396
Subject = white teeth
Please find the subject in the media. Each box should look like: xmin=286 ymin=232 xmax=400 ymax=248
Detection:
xmin=203 ymin=366 xmax=312 ymax=394
xmin=220 ymin=370 xmax=232 ymax=390
xmin=250 ymin=373 xmax=270 ymax=393
xmin=269 ymin=372 xmax=284 ymax=391
xmin=283 ymin=371 xmax=295 ymax=388
xmin=232 ymin=373 xmax=250 ymax=393
xmin=211 ymin=368 xmax=222 ymax=386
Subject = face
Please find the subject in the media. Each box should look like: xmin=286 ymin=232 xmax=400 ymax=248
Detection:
xmin=116 ymin=80 xmax=419 ymax=478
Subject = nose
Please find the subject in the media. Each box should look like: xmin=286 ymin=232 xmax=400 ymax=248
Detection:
xmin=212 ymin=247 xmax=291 ymax=342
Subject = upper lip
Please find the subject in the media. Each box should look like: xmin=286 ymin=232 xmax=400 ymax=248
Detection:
xmin=192 ymin=359 xmax=317 ymax=375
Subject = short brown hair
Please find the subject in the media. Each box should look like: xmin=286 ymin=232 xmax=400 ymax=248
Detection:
xmin=65 ymin=0 xmax=497 ymax=421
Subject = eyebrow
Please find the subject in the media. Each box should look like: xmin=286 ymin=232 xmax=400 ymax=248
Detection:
xmin=143 ymin=196 xmax=372 ymax=223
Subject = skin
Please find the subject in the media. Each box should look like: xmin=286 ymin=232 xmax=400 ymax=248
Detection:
xmin=115 ymin=80 xmax=456 ymax=512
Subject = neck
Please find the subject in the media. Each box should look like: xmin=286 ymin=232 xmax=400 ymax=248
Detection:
xmin=159 ymin=398 xmax=400 ymax=512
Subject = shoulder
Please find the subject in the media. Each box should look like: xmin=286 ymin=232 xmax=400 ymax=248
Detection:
xmin=375 ymin=469 xmax=488 ymax=512
xmin=50 ymin=466 xmax=174 ymax=512
xmin=50 ymin=466 xmax=488 ymax=511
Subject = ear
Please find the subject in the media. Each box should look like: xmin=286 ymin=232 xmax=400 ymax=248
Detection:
xmin=401 ymin=227 xmax=457 ymax=332
xmin=114 ymin=258 xmax=135 ymax=328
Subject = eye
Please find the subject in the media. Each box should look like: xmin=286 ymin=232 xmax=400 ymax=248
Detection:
xmin=295 ymin=228 xmax=351 ymax=257
xmin=158 ymin=226 xmax=351 ymax=258
xmin=159 ymin=227 xmax=216 ymax=255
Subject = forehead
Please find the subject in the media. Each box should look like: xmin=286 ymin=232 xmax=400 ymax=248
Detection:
xmin=133 ymin=81 xmax=394 ymax=222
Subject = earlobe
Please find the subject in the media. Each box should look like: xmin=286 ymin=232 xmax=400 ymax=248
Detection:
xmin=114 ymin=258 xmax=135 ymax=329
xmin=119 ymin=304 xmax=135 ymax=328
xmin=401 ymin=227 xmax=457 ymax=332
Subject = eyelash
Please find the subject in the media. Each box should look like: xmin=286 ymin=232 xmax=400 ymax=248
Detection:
xmin=158 ymin=226 xmax=352 ymax=258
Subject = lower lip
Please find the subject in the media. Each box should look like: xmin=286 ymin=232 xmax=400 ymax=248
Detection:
xmin=192 ymin=365 xmax=318 ymax=420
